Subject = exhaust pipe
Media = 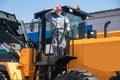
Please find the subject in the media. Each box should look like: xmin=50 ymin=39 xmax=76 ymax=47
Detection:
xmin=104 ymin=21 xmax=110 ymax=38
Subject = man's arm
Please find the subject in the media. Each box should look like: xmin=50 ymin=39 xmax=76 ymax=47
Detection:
xmin=65 ymin=17 xmax=71 ymax=31
xmin=45 ymin=9 xmax=55 ymax=21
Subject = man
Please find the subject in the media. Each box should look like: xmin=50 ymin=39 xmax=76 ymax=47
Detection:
xmin=45 ymin=6 xmax=70 ymax=56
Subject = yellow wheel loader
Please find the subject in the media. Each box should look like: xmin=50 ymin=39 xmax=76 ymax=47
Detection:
xmin=0 ymin=6 xmax=120 ymax=80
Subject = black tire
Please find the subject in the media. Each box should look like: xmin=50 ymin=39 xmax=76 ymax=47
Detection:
xmin=54 ymin=69 xmax=98 ymax=80
xmin=0 ymin=71 xmax=10 ymax=80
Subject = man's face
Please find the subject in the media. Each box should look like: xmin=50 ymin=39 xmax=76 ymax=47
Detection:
xmin=56 ymin=10 xmax=62 ymax=16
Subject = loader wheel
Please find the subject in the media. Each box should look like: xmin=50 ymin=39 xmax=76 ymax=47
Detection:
xmin=54 ymin=69 xmax=98 ymax=80
xmin=0 ymin=71 xmax=10 ymax=80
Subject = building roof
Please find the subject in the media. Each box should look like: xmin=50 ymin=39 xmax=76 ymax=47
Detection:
xmin=88 ymin=8 xmax=120 ymax=19
xmin=89 ymin=8 xmax=120 ymax=14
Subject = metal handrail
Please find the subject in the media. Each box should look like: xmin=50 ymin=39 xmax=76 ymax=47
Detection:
xmin=48 ymin=28 xmax=74 ymax=58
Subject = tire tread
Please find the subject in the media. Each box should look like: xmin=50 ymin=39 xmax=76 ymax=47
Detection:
xmin=54 ymin=69 xmax=98 ymax=80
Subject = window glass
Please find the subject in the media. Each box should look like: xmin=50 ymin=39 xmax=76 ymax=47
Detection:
xmin=45 ymin=12 xmax=86 ymax=39
xmin=46 ymin=20 xmax=52 ymax=38
xmin=64 ymin=12 xmax=86 ymax=38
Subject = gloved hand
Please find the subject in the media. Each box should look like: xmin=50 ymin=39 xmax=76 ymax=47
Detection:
xmin=66 ymin=27 xmax=71 ymax=31
xmin=53 ymin=8 xmax=56 ymax=11
xmin=51 ymin=8 xmax=56 ymax=12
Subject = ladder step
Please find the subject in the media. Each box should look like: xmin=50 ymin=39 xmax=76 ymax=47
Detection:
xmin=34 ymin=74 xmax=45 ymax=76
xmin=33 ymin=62 xmax=48 ymax=66
xmin=33 ymin=62 xmax=53 ymax=66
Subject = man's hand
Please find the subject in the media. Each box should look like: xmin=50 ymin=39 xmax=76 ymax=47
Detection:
xmin=53 ymin=8 xmax=56 ymax=11
xmin=51 ymin=8 xmax=56 ymax=12
xmin=66 ymin=27 xmax=71 ymax=31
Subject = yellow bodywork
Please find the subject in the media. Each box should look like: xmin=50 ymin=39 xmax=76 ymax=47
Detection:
xmin=0 ymin=30 xmax=120 ymax=80
xmin=0 ymin=48 xmax=36 ymax=80
xmin=68 ymin=30 xmax=120 ymax=80
xmin=18 ymin=48 xmax=36 ymax=79
xmin=0 ymin=62 xmax=25 ymax=80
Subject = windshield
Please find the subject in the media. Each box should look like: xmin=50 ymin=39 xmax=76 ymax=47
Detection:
xmin=45 ymin=12 xmax=86 ymax=39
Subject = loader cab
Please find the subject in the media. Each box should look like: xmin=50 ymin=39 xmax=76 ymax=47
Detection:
xmin=34 ymin=6 xmax=90 ymax=54
xmin=31 ymin=6 xmax=91 ymax=80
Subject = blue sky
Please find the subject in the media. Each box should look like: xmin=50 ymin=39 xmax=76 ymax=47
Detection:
xmin=0 ymin=0 xmax=120 ymax=22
